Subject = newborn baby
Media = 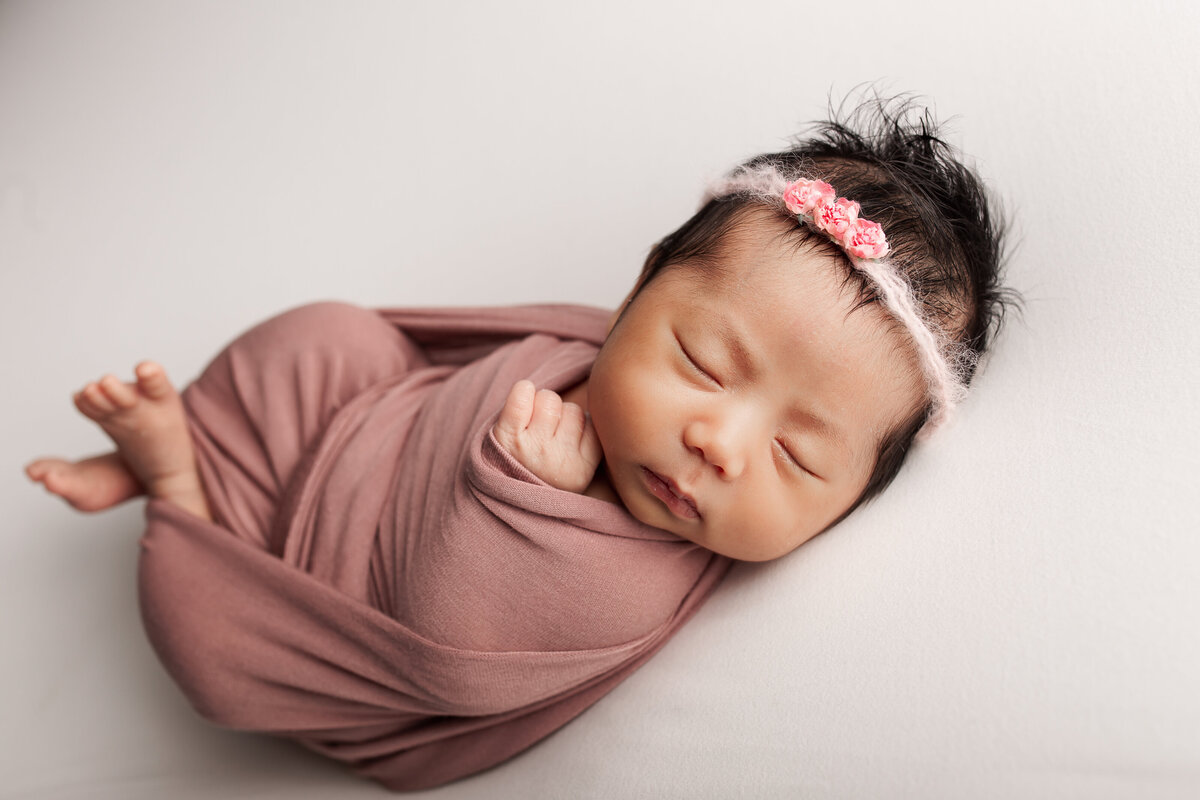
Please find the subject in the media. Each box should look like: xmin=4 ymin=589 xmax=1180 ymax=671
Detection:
xmin=26 ymin=97 xmax=1011 ymax=790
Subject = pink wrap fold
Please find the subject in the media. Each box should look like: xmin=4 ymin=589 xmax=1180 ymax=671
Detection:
xmin=136 ymin=302 xmax=732 ymax=791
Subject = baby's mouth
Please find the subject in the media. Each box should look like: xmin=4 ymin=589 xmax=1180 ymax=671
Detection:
xmin=642 ymin=468 xmax=700 ymax=520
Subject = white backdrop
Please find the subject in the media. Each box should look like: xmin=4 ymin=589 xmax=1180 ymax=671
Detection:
xmin=3 ymin=1 xmax=1198 ymax=798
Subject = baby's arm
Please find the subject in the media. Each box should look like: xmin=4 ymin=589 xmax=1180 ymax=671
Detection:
xmin=492 ymin=380 xmax=601 ymax=493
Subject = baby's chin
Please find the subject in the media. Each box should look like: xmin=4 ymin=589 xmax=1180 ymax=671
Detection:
xmin=603 ymin=469 xmax=692 ymax=542
xmin=687 ymin=525 xmax=797 ymax=562
xmin=624 ymin=494 xmax=715 ymax=552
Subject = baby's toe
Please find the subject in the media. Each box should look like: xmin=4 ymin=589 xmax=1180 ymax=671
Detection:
xmin=26 ymin=458 xmax=72 ymax=492
xmin=37 ymin=467 xmax=88 ymax=508
xmin=134 ymin=361 xmax=174 ymax=400
xmin=78 ymin=382 xmax=115 ymax=416
xmin=99 ymin=374 xmax=138 ymax=410
xmin=25 ymin=458 xmax=57 ymax=482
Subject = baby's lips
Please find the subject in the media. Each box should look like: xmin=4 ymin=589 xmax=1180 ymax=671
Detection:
xmin=644 ymin=467 xmax=701 ymax=520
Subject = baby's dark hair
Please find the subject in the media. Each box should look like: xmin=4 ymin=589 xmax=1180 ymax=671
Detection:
xmin=633 ymin=91 xmax=1016 ymax=519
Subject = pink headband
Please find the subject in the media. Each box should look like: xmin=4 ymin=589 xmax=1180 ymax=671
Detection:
xmin=706 ymin=164 xmax=971 ymax=439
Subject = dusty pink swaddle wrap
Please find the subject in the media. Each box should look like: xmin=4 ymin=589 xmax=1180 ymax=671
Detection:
xmin=136 ymin=301 xmax=733 ymax=791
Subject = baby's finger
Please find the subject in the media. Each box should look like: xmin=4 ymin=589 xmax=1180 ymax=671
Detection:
xmin=495 ymin=380 xmax=536 ymax=439
xmin=578 ymin=413 xmax=603 ymax=469
xmin=527 ymin=388 xmax=564 ymax=438
xmin=557 ymin=401 xmax=587 ymax=445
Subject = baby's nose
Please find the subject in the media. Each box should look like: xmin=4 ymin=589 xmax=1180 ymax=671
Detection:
xmin=683 ymin=415 xmax=751 ymax=480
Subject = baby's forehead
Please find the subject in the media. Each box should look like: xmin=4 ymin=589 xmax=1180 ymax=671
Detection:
xmin=684 ymin=217 xmax=857 ymax=307
xmin=720 ymin=203 xmax=821 ymax=254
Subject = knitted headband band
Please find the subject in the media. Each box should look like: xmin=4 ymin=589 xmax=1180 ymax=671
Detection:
xmin=706 ymin=163 xmax=971 ymax=439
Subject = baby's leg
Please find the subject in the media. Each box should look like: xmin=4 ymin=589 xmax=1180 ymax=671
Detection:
xmin=26 ymin=362 xmax=212 ymax=520
xmin=179 ymin=301 xmax=427 ymax=549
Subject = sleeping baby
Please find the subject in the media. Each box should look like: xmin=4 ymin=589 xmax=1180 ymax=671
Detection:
xmin=25 ymin=94 xmax=1013 ymax=791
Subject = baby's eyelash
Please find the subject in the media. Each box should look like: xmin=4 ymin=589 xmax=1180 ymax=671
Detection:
xmin=677 ymin=338 xmax=719 ymax=385
xmin=775 ymin=439 xmax=813 ymax=476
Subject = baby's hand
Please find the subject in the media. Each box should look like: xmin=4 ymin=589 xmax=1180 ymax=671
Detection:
xmin=492 ymin=380 xmax=601 ymax=493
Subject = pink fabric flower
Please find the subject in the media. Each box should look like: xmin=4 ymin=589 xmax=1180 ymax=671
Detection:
xmin=779 ymin=177 xmax=888 ymax=261
xmin=843 ymin=218 xmax=889 ymax=260
xmin=813 ymin=196 xmax=859 ymax=239
xmin=783 ymin=179 xmax=836 ymax=216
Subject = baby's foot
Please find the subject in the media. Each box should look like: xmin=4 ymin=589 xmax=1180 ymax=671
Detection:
xmin=25 ymin=452 xmax=143 ymax=512
xmin=64 ymin=362 xmax=211 ymax=520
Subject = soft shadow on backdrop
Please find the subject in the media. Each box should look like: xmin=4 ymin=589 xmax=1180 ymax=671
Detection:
xmin=2 ymin=1 xmax=1197 ymax=798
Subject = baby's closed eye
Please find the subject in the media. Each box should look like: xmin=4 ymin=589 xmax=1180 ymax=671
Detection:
xmin=774 ymin=438 xmax=816 ymax=477
xmin=676 ymin=336 xmax=721 ymax=386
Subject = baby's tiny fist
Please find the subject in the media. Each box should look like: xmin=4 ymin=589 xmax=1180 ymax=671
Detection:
xmin=492 ymin=380 xmax=601 ymax=493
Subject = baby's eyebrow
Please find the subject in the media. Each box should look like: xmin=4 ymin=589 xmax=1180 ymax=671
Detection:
xmin=713 ymin=319 xmax=760 ymax=380
xmin=796 ymin=409 xmax=852 ymax=468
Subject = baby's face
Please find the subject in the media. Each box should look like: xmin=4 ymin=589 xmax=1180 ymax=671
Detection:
xmin=586 ymin=209 xmax=925 ymax=561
